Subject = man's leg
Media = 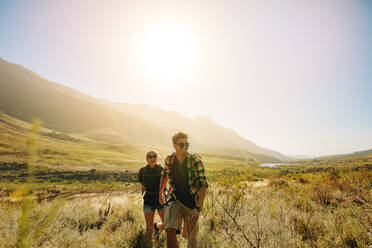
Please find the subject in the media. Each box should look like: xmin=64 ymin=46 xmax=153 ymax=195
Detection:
xmin=187 ymin=219 xmax=198 ymax=248
xmin=180 ymin=204 xmax=199 ymax=248
xmin=164 ymin=201 xmax=183 ymax=248
xmin=167 ymin=228 xmax=179 ymax=248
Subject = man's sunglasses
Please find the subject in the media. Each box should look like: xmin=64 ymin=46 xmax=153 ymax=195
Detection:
xmin=147 ymin=154 xmax=157 ymax=159
xmin=177 ymin=142 xmax=190 ymax=149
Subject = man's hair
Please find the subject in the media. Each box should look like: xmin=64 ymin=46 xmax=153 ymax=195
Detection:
xmin=172 ymin=131 xmax=188 ymax=144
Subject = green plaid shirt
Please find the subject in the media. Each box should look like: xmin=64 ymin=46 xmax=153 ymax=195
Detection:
xmin=162 ymin=152 xmax=208 ymax=203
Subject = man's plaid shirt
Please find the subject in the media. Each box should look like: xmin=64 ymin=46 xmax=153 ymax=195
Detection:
xmin=162 ymin=152 xmax=208 ymax=203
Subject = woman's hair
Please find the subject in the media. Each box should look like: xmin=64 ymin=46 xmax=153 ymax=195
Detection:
xmin=146 ymin=150 xmax=158 ymax=158
xmin=172 ymin=131 xmax=188 ymax=144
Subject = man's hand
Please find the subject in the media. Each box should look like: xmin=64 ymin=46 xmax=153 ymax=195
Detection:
xmin=159 ymin=192 xmax=165 ymax=205
xmin=189 ymin=208 xmax=199 ymax=226
xmin=141 ymin=184 xmax=146 ymax=193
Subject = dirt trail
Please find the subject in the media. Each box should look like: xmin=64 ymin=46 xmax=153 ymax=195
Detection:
xmin=240 ymin=179 xmax=268 ymax=189
xmin=1 ymin=180 xmax=268 ymax=205
xmin=251 ymin=180 xmax=268 ymax=187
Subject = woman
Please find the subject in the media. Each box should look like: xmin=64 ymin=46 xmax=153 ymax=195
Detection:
xmin=138 ymin=151 xmax=165 ymax=246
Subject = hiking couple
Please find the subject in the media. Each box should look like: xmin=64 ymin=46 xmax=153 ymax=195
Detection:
xmin=138 ymin=131 xmax=208 ymax=248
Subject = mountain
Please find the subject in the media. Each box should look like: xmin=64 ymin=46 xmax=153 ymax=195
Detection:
xmin=0 ymin=57 xmax=289 ymax=162
xmin=0 ymin=57 xmax=171 ymax=148
xmin=101 ymin=101 xmax=290 ymax=161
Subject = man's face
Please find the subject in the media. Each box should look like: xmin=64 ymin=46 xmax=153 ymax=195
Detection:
xmin=173 ymin=138 xmax=189 ymax=154
xmin=146 ymin=152 xmax=157 ymax=166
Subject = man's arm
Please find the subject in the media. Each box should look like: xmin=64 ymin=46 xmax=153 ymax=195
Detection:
xmin=190 ymin=156 xmax=209 ymax=225
xmin=195 ymin=187 xmax=207 ymax=208
xmin=194 ymin=155 xmax=209 ymax=209
xmin=190 ymin=186 xmax=207 ymax=225
xmin=159 ymin=156 xmax=171 ymax=205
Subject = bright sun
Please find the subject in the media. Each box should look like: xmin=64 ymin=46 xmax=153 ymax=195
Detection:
xmin=139 ymin=23 xmax=197 ymax=84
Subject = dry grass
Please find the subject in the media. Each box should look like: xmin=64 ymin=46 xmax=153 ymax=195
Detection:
xmin=0 ymin=167 xmax=370 ymax=247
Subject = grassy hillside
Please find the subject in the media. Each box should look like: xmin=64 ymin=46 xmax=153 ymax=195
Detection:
xmin=317 ymin=148 xmax=372 ymax=160
xmin=0 ymin=111 xmax=146 ymax=171
xmin=273 ymin=151 xmax=372 ymax=176
xmin=0 ymin=111 xmax=281 ymax=183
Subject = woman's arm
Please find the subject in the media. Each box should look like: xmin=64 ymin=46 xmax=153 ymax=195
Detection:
xmin=138 ymin=168 xmax=146 ymax=193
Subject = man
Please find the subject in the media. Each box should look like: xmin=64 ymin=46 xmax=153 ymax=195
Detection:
xmin=159 ymin=131 xmax=208 ymax=248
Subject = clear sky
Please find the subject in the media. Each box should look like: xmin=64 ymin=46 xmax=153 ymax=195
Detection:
xmin=1 ymin=0 xmax=371 ymax=156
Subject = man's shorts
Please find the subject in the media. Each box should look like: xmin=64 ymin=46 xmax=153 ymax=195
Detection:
xmin=143 ymin=203 xmax=166 ymax=213
xmin=164 ymin=199 xmax=198 ymax=245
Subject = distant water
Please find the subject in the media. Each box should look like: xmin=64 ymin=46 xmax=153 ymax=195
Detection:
xmin=259 ymin=163 xmax=299 ymax=168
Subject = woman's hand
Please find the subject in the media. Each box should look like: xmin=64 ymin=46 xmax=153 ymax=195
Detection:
xmin=159 ymin=192 xmax=165 ymax=205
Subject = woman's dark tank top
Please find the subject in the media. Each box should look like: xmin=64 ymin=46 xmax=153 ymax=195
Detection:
xmin=138 ymin=164 xmax=163 ymax=206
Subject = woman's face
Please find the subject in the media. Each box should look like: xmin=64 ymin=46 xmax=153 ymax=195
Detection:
xmin=146 ymin=152 xmax=157 ymax=167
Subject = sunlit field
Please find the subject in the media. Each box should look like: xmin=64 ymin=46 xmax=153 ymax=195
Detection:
xmin=0 ymin=161 xmax=370 ymax=248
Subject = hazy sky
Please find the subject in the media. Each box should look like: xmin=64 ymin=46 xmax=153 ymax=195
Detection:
xmin=1 ymin=0 xmax=371 ymax=156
